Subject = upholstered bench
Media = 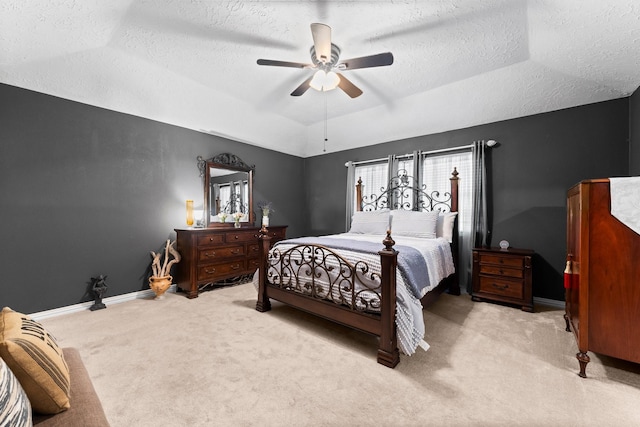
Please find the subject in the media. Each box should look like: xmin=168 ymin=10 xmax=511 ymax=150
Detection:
xmin=1 ymin=307 xmax=109 ymax=426
xmin=32 ymin=347 xmax=110 ymax=426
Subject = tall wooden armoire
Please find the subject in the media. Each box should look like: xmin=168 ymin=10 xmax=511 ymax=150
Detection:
xmin=565 ymin=179 xmax=640 ymax=378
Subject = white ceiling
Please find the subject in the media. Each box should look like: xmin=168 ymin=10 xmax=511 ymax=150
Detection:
xmin=2 ymin=1 xmax=639 ymax=158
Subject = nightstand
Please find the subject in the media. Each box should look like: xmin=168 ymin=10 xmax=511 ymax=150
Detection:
xmin=472 ymin=247 xmax=534 ymax=312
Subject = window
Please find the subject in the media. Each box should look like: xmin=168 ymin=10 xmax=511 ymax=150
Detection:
xmin=422 ymin=151 xmax=472 ymax=233
xmin=354 ymin=161 xmax=388 ymax=212
xmin=347 ymin=149 xmax=474 ymax=291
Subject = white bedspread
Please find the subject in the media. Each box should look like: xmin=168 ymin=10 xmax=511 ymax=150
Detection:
xmin=610 ymin=177 xmax=640 ymax=236
xmin=254 ymin=233 xmax=455 ymax=356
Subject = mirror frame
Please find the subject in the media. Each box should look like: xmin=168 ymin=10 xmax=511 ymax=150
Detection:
xmin=197 ymin=153 xmax=255 ymax=228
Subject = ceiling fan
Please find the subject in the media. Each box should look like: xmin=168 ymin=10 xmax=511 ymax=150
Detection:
xmin=257 ymin=23 xmax=394 ymax=98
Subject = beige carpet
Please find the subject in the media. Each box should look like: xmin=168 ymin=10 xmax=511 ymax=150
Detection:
xmin=42 ymin=283 xmax=640 ymax=427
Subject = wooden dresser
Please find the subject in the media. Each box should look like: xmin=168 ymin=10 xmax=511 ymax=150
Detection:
xmin=472 ymin=247 xmax=534 ymax=312
xmin=174 ymin=226 xmax=287 ymax=298
xmin=565 ymin=179 xmax=640 ymax=377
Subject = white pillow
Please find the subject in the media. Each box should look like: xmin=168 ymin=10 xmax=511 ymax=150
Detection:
xmin=349 ymin=210 xmax=390 ymax=235
xmin=390 ymin=210 xmax=439 ymax=239
xmin=437 ymin=212 xmax=458 ymax=243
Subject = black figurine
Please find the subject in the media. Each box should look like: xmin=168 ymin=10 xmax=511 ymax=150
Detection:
xmin=90 ymin=275 xmax=108 ymax=311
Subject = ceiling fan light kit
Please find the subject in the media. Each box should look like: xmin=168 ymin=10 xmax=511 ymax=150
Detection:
xmin=309 ymin=70 xmax=340 ymax=91
xmin=257 ymin=23 xmax=394 ymax=98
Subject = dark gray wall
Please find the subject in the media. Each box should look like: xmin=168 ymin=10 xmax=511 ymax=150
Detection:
xmin=0 ymin=83 xmax=306 ymax=313
xmin=630 ymin=87 xmax=640 ymax=175
xmin=303 ymin=99 xmax=630 ymax=301
xmin=2 ymin=81 xmax=632 ymax=312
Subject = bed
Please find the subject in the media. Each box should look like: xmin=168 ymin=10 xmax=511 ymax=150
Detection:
xmin=255 ymin=168 xmax=460 ymax=368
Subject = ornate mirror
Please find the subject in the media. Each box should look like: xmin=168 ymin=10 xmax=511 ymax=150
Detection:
xmin=198 ymin=153 xmax=255 ymax=227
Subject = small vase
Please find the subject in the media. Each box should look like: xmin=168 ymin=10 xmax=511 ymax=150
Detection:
xmin=234 ymin=220 xmax=241 ymax=228
xmin=149 ymin=275 xmax=172 ymax=300
xmin=262 ymin=215 xmax=269 ymax=227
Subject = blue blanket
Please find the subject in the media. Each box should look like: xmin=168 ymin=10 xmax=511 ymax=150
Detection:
xmin=276 ymin=237 xmax=430 ymax=298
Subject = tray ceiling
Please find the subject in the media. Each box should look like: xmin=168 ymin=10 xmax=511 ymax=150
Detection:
xmin=1 ymin=0 xmax=639 ymax=157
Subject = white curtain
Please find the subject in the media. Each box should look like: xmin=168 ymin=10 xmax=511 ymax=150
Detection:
xmin=353 ymin=160 xmax=389 ymax=211
xmin=422 ymin=151 xmax=473 ymax=292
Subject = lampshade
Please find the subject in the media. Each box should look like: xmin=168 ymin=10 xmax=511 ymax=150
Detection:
xmin=309 ymin=70 xmax=340 ymax=91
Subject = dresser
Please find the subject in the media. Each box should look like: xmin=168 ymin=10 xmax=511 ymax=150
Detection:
xmin=565 ymin=179 xmax=640 ymax=378
xmin=472 ymin=247 xmax=534 ymax=312
xmin=174 ymin=226 xmax=287 ymax=298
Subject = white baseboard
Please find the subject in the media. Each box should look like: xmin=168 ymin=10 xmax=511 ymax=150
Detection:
xmin=30 ymin=285 xmax=177 ymax=321
xmin=29 ymin=286 xmax=563 ymax=321
xmin=534 ymin=296 xmax=565 ymax=309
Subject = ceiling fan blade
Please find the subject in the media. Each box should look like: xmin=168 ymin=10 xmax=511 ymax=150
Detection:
xmin=339 ymin=52 xmax=394 ymax=70
xmin=310 ymin=23 xmax=332 ymax=63
xmin=336 ymin=73 xmax=363 ymax=98
xmin=257 ymin=59 xmax=311 ymax=68
xmin=290 ymin=76 xmax=313 ymax=96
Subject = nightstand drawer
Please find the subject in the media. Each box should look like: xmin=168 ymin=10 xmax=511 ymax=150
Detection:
xmin=478 ymin=276 xmax=524 ymax=299
xmin=479 ymin=265 xmax=523 ymax=279
xmin=479 ymin=254 xmax=523 ymax=268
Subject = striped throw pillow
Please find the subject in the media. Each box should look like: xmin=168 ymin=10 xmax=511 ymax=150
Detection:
xmin=0 ymin=307 xmax=71 ymax=414
xmin=0 ymin=357 xmax=32 ymax=426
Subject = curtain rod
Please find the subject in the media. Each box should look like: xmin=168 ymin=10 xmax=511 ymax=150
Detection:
xmin=345 ymin=140 xmax=496 ymax=167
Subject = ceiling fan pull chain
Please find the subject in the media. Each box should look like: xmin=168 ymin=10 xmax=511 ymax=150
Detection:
xmin=324 ymin=92 xmax=328 ymax=152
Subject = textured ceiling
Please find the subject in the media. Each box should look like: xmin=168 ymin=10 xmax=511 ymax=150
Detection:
xmin=2 ymin=1 xmax=639 ymax=157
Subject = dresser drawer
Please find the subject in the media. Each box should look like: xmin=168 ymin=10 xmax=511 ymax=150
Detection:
xmin=198 ymin=245 xmax=245 ymax=262
xmin=479 ymin=265 xmax=523 ymax=279
xmin=225 ymin=231 xmax=258 ymax=243
xmin=247 ymin=257 xmax=261 ymax=270
xmin=478 ymin=276 xmax=523 ymax=299
xmin=267 ymin=228 xmax=286 ymax=241
xmin=247 ymin=243 xmax=260 ymax=257
xmin=197 ymin=260 xmax=245 ymax=281
xmin=479 ymin=254 xmax=523 ymax=268
xmin=196 ymin=233 xmax=225 ymax=247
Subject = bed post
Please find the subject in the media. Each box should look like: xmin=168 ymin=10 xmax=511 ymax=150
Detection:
xmin=377 ymin=231 xmax=400 ymax=368
xmin=355 ymin=177 xmax=363 ymax=212
xmin=449 ymin=168 xmax=461 ymax=295
xmin=255 ymin=225 xmax=272 ymax=312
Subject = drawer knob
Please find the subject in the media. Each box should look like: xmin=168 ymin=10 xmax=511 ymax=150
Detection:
xmin=231 ymin=249 xmax=240 ymax=254
xmin=209 ymin=237 xmax=215 ymax=242
xmin=492 ymin=283 xmax=508 ymax=290
xmin=234 ymin=235 xmax=239 ymax=240
xmin=231 ymin=264 xmax=240 ymax=270
xmin=205 ymin=268 xmax=216 ymax=274
xmin=205 ymin=251 xmax=216 ymax=257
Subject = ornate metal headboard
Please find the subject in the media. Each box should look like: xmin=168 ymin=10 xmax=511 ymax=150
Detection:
xmin=356 ymin=168 xmax=459 ymax=213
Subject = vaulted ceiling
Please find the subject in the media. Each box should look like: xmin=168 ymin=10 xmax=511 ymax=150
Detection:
xmin=2 ymin=1 xmax=639 ymax=157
